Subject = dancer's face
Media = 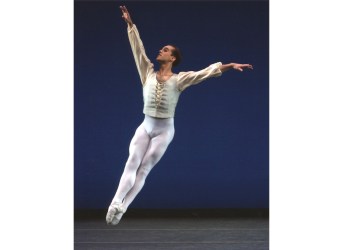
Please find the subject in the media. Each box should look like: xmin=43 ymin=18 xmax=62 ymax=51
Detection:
xmin=156 ymin=45 xmax=176 ymax=65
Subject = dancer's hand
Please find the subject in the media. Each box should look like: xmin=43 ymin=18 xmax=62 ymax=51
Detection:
xmin=120 ymin=5 xmax=133 ymax=27
xmin=232 ymin=63 xmax=253 ymax=72
xmin=219 ymin=63 xmax=253 ymax=72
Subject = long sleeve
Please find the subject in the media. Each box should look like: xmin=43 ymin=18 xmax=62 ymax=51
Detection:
xmin=127 ymin=24 xmax=154 ymax=85
xmin=176 ymin=62 xmax=223 ymax=91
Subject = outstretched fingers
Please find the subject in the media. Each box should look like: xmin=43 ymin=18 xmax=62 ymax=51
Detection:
xmin=243 ymin=64 xmax=253 ymax=69
xmin=120 ymin=5 xmax=126 ymax=12
xmin=119 ymin=5 xmax=132 ymax=25
xmin=120 ymin=5 xmax=129 ymax=16
xmin=233 ymin=63 xmax=253 ymax=71
xmin=240 ymin=64 xmax=254 ymax=70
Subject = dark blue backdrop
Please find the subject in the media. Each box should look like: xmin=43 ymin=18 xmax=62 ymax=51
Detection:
xmin=74 ymin=0 xmax=269 ymax=209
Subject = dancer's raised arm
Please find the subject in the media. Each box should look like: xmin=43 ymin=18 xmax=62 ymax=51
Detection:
xmin=120 ymin=5 xmax=154 ymax=85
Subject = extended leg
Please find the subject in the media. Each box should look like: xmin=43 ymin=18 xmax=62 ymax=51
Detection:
xmin=107 ymin=116 xmax=175 ymax=225
xmin=112 ymin=125 xmax=150 ymax=203
xmin=106 ymin=124 xmax=150 ymax=225
xmin=122 ymin=128 xmax=175 ymax=210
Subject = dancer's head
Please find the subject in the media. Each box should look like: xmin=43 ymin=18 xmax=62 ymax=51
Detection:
xmin=156 ymin=45 xmax=182 ymax=68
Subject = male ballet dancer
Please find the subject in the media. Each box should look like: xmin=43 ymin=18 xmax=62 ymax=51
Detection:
xmin=106 ymin=6 xmax=253 ymax=225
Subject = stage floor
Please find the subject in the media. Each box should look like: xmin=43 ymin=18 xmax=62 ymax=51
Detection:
xmin=74 ymin=209 xmax=269 ymax=250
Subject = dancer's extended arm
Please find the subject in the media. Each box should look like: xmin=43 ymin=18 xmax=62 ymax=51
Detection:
xmin=177 ymin=62 xmax=253 ymax=91
xmin=120 ymin=5 xmax=154 ymax=85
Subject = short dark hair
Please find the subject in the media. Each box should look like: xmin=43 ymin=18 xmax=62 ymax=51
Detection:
xmin=169 ymin=45 xmax=182 ymax=67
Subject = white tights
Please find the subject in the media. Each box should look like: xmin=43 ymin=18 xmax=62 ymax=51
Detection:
xmin=111 ymin=115 xmax=175 ymax=211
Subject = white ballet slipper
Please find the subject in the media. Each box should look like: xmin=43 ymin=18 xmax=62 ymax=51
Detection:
xmin=106 ymin=202 xmax=126 ymax=225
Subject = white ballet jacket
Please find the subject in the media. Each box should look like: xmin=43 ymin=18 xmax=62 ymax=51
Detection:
xmin=127 ymin=24 xmax=223 ymax=118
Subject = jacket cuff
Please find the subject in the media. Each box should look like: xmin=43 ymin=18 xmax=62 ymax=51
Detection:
xmin=127 ymin=24 xmax=136 ymax=33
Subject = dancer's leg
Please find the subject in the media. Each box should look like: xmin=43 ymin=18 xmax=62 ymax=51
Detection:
xmin=106 ymin=124 xmax=150 ymax=225
xmin=107 ymin=116 xmax=174 ymax=225
xmin=112 ymin=124 xmax=150 ymax=203
xmin=122 ymin=128 xmax=174 ymax=210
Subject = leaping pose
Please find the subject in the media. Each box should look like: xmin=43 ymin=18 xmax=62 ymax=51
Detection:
xmin=106 ymin=6 xmax=253 ymax=225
